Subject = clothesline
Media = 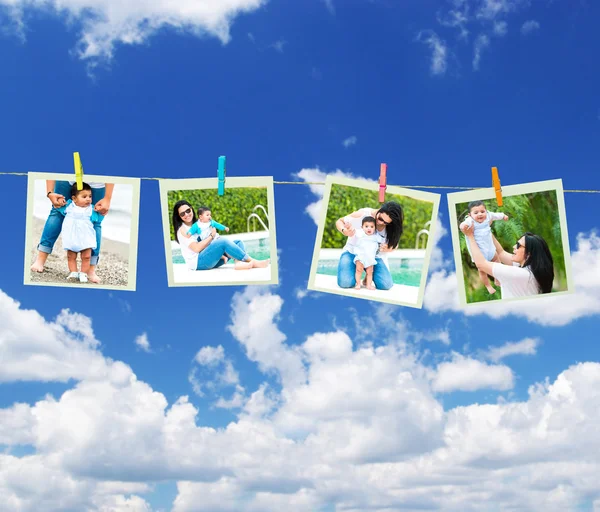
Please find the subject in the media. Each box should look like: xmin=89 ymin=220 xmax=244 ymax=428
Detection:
xmin=0 ymin=171 xmax=598 ymax=193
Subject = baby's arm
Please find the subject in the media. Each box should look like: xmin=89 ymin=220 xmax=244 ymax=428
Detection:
xmin=90 ymin=211 xmax=105 ymax=224
xmin=210 ymin=219 xmax=229 ymax=232
xmin=186 ymin=223 xmax=201 ymax=237
xmin=459 ymin=216 xmax=474 ymax=233
xmin=489 ymin=211 xmax=509 ymax=221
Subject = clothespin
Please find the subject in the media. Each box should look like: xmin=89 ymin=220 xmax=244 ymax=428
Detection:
xmin=218 ymin=156 xmax=226 ymax=196
xmin=73 ymin=152 xmax=84 ymax=191
xmin=492 ymin=166 xmax=503 ymax=206
xmin=378 ymin=163 xmax=387 ymax=203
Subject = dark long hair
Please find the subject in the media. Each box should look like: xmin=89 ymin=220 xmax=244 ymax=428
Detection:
xmin=172 ymin=200 xmax=197 ymax=244
xmin=521 ymin=232 xmax=554 ymax=293
xmin=378 ymin=201 xmax=404 ymax=249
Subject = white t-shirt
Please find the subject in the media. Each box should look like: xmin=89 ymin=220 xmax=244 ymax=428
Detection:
xmin=68 ymin=181 xmax=105 ymax=189
xmin=492 ymin=262 xmax=540 ymax=299
xmin=177 ymin=227 xmax=199 ymax=270
xmin=342 ymin=207 xmax=389 ymax=265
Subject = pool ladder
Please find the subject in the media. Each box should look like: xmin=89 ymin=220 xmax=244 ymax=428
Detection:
xmin=247 ymin=205 xmax=269 ymax=232
xmin=415 ymin=221 xmax=431 ymax=249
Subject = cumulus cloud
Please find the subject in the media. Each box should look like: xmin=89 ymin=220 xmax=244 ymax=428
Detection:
xmin=134 ymin=332 xmax=151 ymax=353
xmin=2 ymin=287 xmax=600 ymax=510
xmin=189 ymin=345 xmax=241 ymax=404
xmin=521 ymin=20 xmax=541 ymax=35
xmin=485 ymin=337 xmax=539 ymax=362
xmin=433 ymin=353 xmax=514 ymax=392
xmin=424 ymin=231 xmax=600 ymax=327
xmin=0 ymin=0 xmax=267 ymax=62
xmin=416 ymin=31 xmax=449 ymax=75
xmin=473 ymin=33 xmax=490 ymax=70
xmin=295 ymin=167 xmax=370 ymax=224
xmin=342 ymin=135 xmax=357 ymax=148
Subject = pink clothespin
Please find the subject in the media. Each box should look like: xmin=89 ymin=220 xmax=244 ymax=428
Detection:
xmin=378 ymin=163 xmax=387 ymax=203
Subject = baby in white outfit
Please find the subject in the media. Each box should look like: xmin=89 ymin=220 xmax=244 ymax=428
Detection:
xmin=460 ymin=200 xmax=508 ymax=294
xmin=350 ymin=216 xmax=386 ymax=290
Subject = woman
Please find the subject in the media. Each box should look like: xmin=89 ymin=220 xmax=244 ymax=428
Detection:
xmin=172 ymin=200 xmax=269 ymax=271
xmin=30 ymin=179 xmax=114 ymax=283
xmin=335 ymin=201 xmax=404 ymax=290
xmin=463 ymin=224 xmax=554 ymax=298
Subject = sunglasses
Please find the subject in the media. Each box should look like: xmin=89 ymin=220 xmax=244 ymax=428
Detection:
xmin=377 ymin=215 xmax=391 ymax=226
xmin=179 ymin=207 xmax=192 ymax=217
xmin=516 ymin=240 xmax=525 ymax=250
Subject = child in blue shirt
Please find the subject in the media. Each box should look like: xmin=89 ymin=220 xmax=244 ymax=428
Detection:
xmin=182 ymin=206 xmax=230 ymax=265
xmin=56 ymin=182 xmax=104 ymax=283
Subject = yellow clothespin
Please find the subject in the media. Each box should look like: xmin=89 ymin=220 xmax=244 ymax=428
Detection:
xmin=73 ymin=152 xmax=84 ymax=190
xmin=492 ymin=166 xmax=502 ymax=206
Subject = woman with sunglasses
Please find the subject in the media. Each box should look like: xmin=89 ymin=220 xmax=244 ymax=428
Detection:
xmin=463 ymin=224 xmax=554 ymax=298
xmin=335 ymin=201 xmax=404 ymax=290
xmin=172 ymin=200 xmax=269 ymax=271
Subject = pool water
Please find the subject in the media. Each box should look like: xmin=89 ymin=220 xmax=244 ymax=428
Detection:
xmin=317 ymin=258 xmax=424 ymax=287
xmin=172 ymin=237 xmax=271 ymax=265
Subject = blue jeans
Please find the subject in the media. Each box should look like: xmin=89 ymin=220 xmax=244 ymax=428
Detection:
xmin=37 ymin=181 xmax=105 ymax=265
xmin=196 ymin=239 xmax=249 ymax=270
xmin=337 ymin=250 xmax=394 ymax=290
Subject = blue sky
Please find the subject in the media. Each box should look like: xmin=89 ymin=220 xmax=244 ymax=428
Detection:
xmin=1 ymin=0 xmax=600 ymax=511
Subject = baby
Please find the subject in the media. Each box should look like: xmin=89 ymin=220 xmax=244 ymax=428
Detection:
xmin=183 ymin=206 xmax=230 ymax=265
xmin=351 ymin=216 xmax=386 ymax=290
xmin=460 ymin=200 xmax=508 ymax=294
xmin=56 ymin=182 xmax=104 ymax=283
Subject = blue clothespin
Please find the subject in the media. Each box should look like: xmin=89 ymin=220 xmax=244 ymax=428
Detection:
xmin=218 ymin=156 xmax=226 ymax=196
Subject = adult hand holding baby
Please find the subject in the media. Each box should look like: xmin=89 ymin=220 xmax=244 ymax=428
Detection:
xmin=94 ymin=197 xmax=111 ymax=215
xmin=462 ymin=224 xmax=475 ymax=237
xmin=48 ymin=192 xmax=66 ymax=208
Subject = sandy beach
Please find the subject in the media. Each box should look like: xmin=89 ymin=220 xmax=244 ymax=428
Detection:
xmin=27 ymin=217 xmax=131 ymax=288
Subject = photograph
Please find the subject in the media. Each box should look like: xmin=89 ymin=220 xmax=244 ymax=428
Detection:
xmin=24 ymin=172 xmax=140 ymax=291
xmin=307 ymin=175 xmax=440 ymax=308
xmin=447 ymin=179 xmax=574 ymax=306
xmin=159 ymin=176 xmax=278 ymax=287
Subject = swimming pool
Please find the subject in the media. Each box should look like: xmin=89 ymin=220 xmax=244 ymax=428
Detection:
xmin=316 ymin=249 xmax=426 ymax=288
xmin=172 ymin=231 xmax=271 ymax=265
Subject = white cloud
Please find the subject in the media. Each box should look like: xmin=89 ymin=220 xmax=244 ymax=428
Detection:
xmin=417 ymin=31 xmax=448 ymax=75
xmin=342 ymin=135 xmax=357 ymax=148
xmin=424 ymin=232 xmax=600 ymax=327
xmin=323 ymin=0 xmax=335 ymax=15
xmin=271 ymin=39 xmax=286 ymax=53
xmin=295 ymin=167 xmax=368 ymax=225
xmin=521 ymin=20 xmax=540 ymax=35
xmin=2 ymin=287 xmax=600 ymax=510
xmin=134 ymin=332 xmax=151 ymax=353
xmin=195 ymin=345 xmax=225 ymax=366
xmin=0 ymin=0 xmax=267 ymax=62
xmin=493 ymin=20 xmax=508 ymax=36
xmin=473 ymin=33 xmax=490 ymax=70
xmin=433 ymin=353 xmax=514 ymax=392
xmin=486 ymin=337 xmax=539 ymax=362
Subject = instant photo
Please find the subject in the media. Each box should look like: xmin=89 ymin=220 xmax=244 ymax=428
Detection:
xmin=159 ymin=177 xmax=278 ymax=287
xmin=307 ymin=176 xmax=440 ymax=309
xmin=447 ymin=179 xmax=574 ymax=307
xmin=24 ymin=172 xmax=141 ymax=291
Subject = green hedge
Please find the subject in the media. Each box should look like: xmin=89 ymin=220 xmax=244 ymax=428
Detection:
xmin=454 ymin=190 xmax=567 ymax=303
xmin=321 ymin=185 xmax=435 ymax=249
xmin=167 ymin=188 xmax=268 ymax=240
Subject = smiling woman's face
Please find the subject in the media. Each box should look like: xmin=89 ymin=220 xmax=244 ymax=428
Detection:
xmin=178 ymin=204 xmax=194 ymax=225
xmin=512 ymin=236 xmax=527 ymax=265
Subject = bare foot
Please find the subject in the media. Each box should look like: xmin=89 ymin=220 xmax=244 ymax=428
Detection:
xmin=30 ymin=261 xmax=45 ymax=273
xmin=250 ymin=259 xmax=270 ymax=269
xmin=354 ymin=282 xmax=361 ymax=290
xmin=486 ymin=284 xmax=496 ymax=294
xmin=87 ymin=271 xmax=101 ymax=284
xmin=367 ymin=283 xmax=376 ymax=290
xmin=221 ymin=255 xmax=228 ymax=265
xmin=234 ymin=261 xmax=253 ymax=270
